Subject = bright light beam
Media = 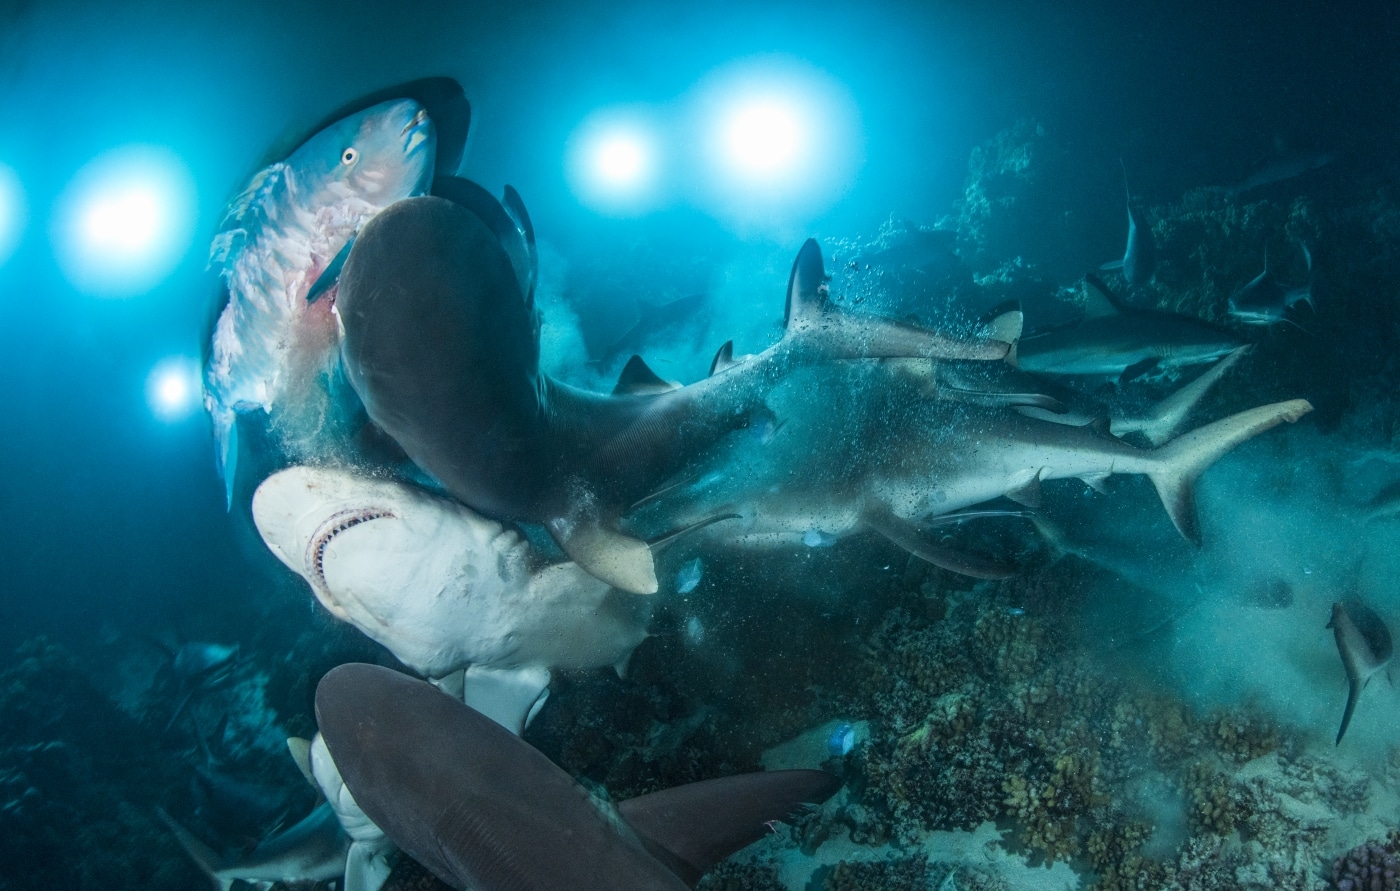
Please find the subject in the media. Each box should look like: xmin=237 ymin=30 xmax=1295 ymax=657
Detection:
xmin=567 ymin=110 xmax=660 ymax=214
xmin=146 ymin=356 xmax=202 ymax=422
xmin=721 ymin=98 xmax=804 ymax=178
xmin=0 ymin=163 xmax=25 ymax=269
xmin=55 ymin=145 xmax=196 ymax=297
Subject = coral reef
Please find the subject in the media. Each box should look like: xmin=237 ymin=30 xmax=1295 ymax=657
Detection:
xmin=1329 ymin=830 xmax=1400 ymax=891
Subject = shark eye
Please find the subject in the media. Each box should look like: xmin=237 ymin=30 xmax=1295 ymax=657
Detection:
xmin=341 ymin=147 xmax=358 ymax=166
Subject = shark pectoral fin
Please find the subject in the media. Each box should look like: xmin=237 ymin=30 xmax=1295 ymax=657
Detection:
xmin=287 ymin=737 xmax=317 ymax=790
xmin=950 ymin=388 xmax=1067 ymax=413
xmin=1099 ymin=259 xmax=1125 ymax=272
xmin=1336 ymin=677 xmax=1363 ymax=745
xmin=156 ymin=808 xmax=234 ymax=891
xmin=461 ymin=664 xmax=552 ymax=735
xmin=1005 ymin=473 xmax=1043 ymax=509
xmin=613 ymin=355 xmax=679 ymax=396
xmin=1119 ymin=357 xmax=1160 ymax=385
xmin=548 ymin=517 xmax=659 ymax=594
xmin=863 ymin=510 xmax=1017 ymax=580
xmin=430 ymin=668 xmax=466 ymax=699
xmin=647 ymin=513 xmax=741 ymax=552
xmin=344 ymin=840 xmax=395 ymax=891
xmin=1148 ymin=399 xmax=1313 ymax=545
xmin=782 ymin=239 xmax=1007 ymax=361
xmin=618 ymin=770 xmax=842 ymax=888
xmin=306 ymin=238 xmax=352 ymax=304
xmin=1081 ymin=472 xmax=1110 ymax=494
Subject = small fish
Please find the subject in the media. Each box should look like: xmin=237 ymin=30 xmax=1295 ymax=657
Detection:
xmin=1328 ymin=599 xmax=1393 ymax=745
xmin=1003 ymin=607 xmax=1026 ymax=617
xmin=1227 ymin=243 xmax=1314 ymax=326
xmin=675 ymin=558 xmax=703 ymax=594
xmin=802 ymin=529 xmax=838 ymax=548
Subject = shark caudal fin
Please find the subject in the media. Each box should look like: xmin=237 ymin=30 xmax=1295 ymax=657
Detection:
xmin=618 ymin=770 xmax=841 ymax=887
xmin=1125 ymin=345 xmax=1251 ymax=446
xmin=782 ymin=239 xmax=1009 ymax=361
xmin=1146 ymin=400 xmax=1312 ymax=544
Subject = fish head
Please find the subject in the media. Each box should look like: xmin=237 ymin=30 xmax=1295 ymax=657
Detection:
xmin=252 ymin=466 xmax=530 ymax=676
xmin=287 ymin=98 xmax=436 ymax=214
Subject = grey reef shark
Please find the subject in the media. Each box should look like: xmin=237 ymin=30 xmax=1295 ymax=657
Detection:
xmin=158 ymin=802 xmax=350 ymax=891
xmin=1100 ymin=160 xmax=1156 ymax=287
xmin=1016 ymin=274 xmax=1243 ymax=379
xmin=334 ymin=179 xmax=1011 ymax=594
xmin=637 ymin=350 xmax=1311 ymax=579
xmin=1328 ymin=599 xmax=1393 ymax=745
xmin=203 ymin=78 xmax=471 ymax=505
xmin=251 ymin=464 xmax=701 ymax=735
xmin=1227 ymin=242 xmax=1315 ymax=327
xmin=314 ymin=662 xmax=842 ymax=891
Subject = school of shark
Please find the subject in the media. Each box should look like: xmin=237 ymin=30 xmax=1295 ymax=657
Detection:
xmin=146 ymin=78 xmax=1398 ymax=891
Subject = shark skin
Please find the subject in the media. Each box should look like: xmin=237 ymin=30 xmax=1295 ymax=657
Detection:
xmin=1101 ymin=161 xmax=1156 ymax=286
xmin=635 ymin=362 xmax=1312 ymax=574
xmin=1228 ymin=243 xmax=1314 ymax=326
xmin=335 ymin=185 xmax=1009 ymax=595
xmin=1328 ymin=599 xmax=1394 ymax=745
xmin=251 ymin=465 xmax=653 ymax=733
xmin=158 ymin=803 xmax=350 ymax=891
xmin=314 ymin=663 xmax=841 ymax=891
xmin=1017 ymin=275 xmax=1243 ymax=378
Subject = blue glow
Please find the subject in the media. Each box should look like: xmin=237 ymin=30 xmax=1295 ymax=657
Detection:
xmin=692 ymin=57 xmax=863 ymax=230
xmin=146 ymin=356 xmax=202 ymax=422
xmin=567 ymin=110 xmax=661 ymax=214
xmin=0 ymin=163 xmax=25 ymax=268
xmin=55 ymin=146 xmax=197 ymax=297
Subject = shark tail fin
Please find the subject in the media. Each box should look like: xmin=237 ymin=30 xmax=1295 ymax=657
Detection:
xmin=1146 ymin=399 xmax=1312 ymax=544
xmin=1337 ymin=676 xmax=1363 ymax=745
xmin=1131 ymin=346 xmax=1251 ymax=446
xmin=618 ymin=770 xmax=841 ymax=887
xmin=156 ymin=808 xmax=234 ymax=891
xmin=782 ymin=239 xmax=1008 ymax=361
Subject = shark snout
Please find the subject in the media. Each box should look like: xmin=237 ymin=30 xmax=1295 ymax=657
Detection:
xmin=252 ymin=466 xmax=360 ymax=572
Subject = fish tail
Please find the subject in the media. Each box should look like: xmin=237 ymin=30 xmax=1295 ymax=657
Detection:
xmin=1145 ymin=400 xmax=1313 ymax=544
xmin=1337 ymin=678 xmax=1361 ymax=745
xmin=1133 ymin=346 xmax=1250 ymax=446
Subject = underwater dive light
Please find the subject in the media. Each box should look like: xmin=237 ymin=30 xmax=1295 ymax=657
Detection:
xmin=719 ymin=96 xmax=805 ymax=179
xmin=0 ymin=162 xmax=25 ymax=268
xmin=55 ymin=145 xmax=196 ymax=297
xmin=146 ymin=356 xmax=202 ymax=422
xmin=567 ymin=108 xmax=660 ymax=214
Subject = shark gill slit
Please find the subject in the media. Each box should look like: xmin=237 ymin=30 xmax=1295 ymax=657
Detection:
xmin=307 ymin=508 xmax=395 ymax=587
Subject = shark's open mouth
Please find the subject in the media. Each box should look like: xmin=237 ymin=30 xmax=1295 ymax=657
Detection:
xmin=307 ymin=508 xmax=395 ymax=588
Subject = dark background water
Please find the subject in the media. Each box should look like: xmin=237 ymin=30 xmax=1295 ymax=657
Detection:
xmin=0 ymin=0 xmax=1395 ymax=653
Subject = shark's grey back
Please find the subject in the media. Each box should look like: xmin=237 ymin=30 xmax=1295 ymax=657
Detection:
xmin=317 ymin=663 xmax=690 ymax=891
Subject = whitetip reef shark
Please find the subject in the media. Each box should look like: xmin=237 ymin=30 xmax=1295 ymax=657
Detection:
xmin=251 ymin=464 xmax=697 ymax=734
xmin=334 ymin=181 xmax=1011 ymax=595
xmin=1328 ymin=599 xmax=1393 ymax=745
xmin=203 ymin=79 xmax=470 ymax=505
xmin=313 ymin=662 xmax=841 ymax=891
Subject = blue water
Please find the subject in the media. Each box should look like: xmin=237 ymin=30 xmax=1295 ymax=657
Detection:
xmin=0 ymin=1 xmax=1397 ymax=888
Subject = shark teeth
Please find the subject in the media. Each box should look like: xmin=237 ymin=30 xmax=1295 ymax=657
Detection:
xmin=306 ymin=508 xmax=394 ymax=589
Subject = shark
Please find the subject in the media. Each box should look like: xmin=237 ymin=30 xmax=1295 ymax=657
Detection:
xmin=1227 ymin=243 xmax=1314 ymax=326
xmin=1328 ymin=599 xmax=1393 ymax=745
xmin=635 ymin=360 xmax=1312 ymax=577
xmin=334 ymin=181 xmax=1009 ymax=594
xmin=158 ymin=803 xmax=350 ymax=891
xmin=314 ymin=662 xmax=842 ymax=891
xmin=203 ymin=79 xmax=469 ymax=505
xmin=1017 ymin=275 xmax=1243 ymax=378
xmin=251 ymin=464 xmax=676 ymax=734
xmin=1100 ymin=161 xmax=1156 ymax=286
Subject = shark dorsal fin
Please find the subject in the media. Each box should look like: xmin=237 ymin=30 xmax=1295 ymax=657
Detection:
xmin=783 ymin=239 xmax=830 ymax=330
xmin=980 ymin=301 xmax=1024 ymax=347
xmin=618 ymin=771 xmax=841 ymax=888
xmin=709 ymin=341 xmax=736 ymax=377
xmin=1081 ymin=274 xmax=1124 ymax=319
xmin=613 ymin=355 xmax=677 ymax=396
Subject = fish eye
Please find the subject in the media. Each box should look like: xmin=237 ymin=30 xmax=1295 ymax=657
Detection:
xmin=340 ymin=147 xmax=358 ymax=166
